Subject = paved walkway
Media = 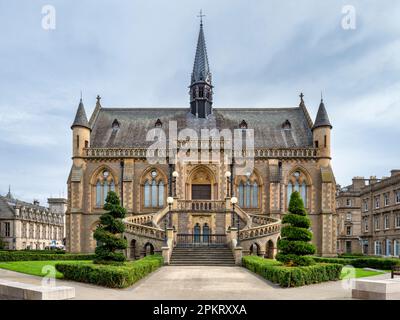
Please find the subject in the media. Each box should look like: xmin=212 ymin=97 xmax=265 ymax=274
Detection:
xmin=0 ymin=266 xmax=391 ymax=300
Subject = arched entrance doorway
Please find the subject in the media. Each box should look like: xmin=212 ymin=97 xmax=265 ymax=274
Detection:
xmin=187 ymin=166 xmax=216 ymax=200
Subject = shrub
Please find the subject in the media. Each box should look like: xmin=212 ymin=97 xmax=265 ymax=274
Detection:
xmin=56 ymin=255 xmax=163 ymax=288
xmin=94 ymin=191 xmax=127 ymax=264
xmin=312 ymin=256 xmax=400 ymax=270
xmin=243 ymin=256 xmax=342 ymax=287
xmin=0 ymin=251 xmax=94 ymax=262
xmin=277 ymin=191 xmax=316 ymax=266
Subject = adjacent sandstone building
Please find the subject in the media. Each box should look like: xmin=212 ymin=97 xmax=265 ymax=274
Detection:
xmin=336 ymin=177 xmax=366 ymax=254
xmin=360 ymin=171 xmax=400 ymax=256
xmin=336 ymin=171 xmax=400 ymax=256
xmin=66 ymin=18 xmax=337 ymax=258
xmin=0 ymin=189 xmax=66 ymax=250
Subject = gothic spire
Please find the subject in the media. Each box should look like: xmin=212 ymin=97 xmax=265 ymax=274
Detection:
xmin=313 ymin=96 xmax=332 ymax=130
xmin=71 ymin=97 xmax=90 ymax=129
xmin=191 ymin=10 xmax=211 ymax=85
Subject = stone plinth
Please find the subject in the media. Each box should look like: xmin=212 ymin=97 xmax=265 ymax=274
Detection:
xmin=0 ymin=279 xmax=75 ymax=300
xmin=352 ymin=278 xmax=400 ymax=300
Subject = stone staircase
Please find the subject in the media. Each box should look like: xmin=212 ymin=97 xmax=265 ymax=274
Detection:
xmin=169 ymin=247 xmax=236 ymax=266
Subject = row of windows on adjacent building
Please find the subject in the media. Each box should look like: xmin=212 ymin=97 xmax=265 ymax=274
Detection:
xmin=362 ymin=190 xmax=400 ymax=212
xmin=0 ymin=222 xmax=11 ymax=237
xmin=362 ymin=214 xmax=400 ymax=232
xmin=373 ymin=239 xmax=400 ymax=256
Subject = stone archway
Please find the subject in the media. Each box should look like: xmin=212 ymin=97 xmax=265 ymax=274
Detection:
xmin=130 ymin=239 xmax=137 ymax=260
xmin=266 ymin=240 xmax=275 ymax=259
xmin=186 ymin=166 xmax=217 ymax=200
xmin=143 ymin=242 xmax=155 ymax=256
xmin=249 ymin=242 xmax=261 ymax=256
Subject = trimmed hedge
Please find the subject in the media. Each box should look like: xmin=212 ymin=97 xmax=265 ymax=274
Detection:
xmin=312 ymin=256 xmax=400 ymax=270
xmin=243 ymin=256 xmax=342 ymax=288
xmin=0 ymin=250 xmax=66 ymax=255
xmin=0 ymin=251 xmax=94 ymax=262
xmin=56 ymin=254 xmax=163 ymax=288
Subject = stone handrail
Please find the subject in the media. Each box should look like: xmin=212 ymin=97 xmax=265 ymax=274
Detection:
xmin=239 ymin=220 xmax=281 ymax=241
xmin=152 ymin=206 xmax=170 ymax=228
xmin=176 ymin=200 xmax=226 ymax=212
xmin=124 ymin=216 xmax=165 ymax=241
xmin=127 ymin=213 xmax=156 ymax=225
xmin=234 ymin=205 xmax=253 ymax=229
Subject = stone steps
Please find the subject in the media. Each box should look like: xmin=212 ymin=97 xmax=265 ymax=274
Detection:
xmin=170 ymin=247 xmax=236 ymax=266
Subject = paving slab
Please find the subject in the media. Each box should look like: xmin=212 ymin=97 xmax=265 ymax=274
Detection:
xmin=0 ymin=266 xmax=393 ymax=300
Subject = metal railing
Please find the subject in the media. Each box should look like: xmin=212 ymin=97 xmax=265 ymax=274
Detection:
xmin=176 ymin=234 xmax=227 ymax=247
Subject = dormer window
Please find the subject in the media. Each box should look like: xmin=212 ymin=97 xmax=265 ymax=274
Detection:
xmin=112 ymin=119 xmax=120 ymax=131
xmin=282 ymin=119 xmax=291 ymax=130
xmin=155 ymin=119 xmax=162 ymax=128
xmin=239 ymin=120 xmax=248 ymax=129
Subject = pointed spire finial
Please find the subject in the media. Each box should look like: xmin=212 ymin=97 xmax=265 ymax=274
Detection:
xmin=321 ymin=91 xmax=323 ymax=102
xmin=80 ymin=90 xmax=83 ymax=103
xmin=6 ymin=185 xmax=12 ymax=199
xmin=299 ymin=92 xmax=304 ymax=102
xmin=197 ymin=9 xmax=206 ymax=26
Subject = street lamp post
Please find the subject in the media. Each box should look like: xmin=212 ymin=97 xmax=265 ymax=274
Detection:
xmin=166 ymin=197 xmax=174 ymax=245
xmin=172 ymin=171 xmax=179 ymax=197
xmin=230 ymin=196 xmax=238 ymax=244
xmin=225 ymin=171 xmax=231 ymax=198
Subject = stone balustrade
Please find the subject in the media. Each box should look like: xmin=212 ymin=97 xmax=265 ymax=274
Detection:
xmin=124 ymin=217 xmax=165 ymax=241
xmin=84 ymin=147 xmax=317 ymax=159
xmin=176 ymin=200 xmax=226 ymax=212
xmin=239 ymin=221 xmax=281 ymax=240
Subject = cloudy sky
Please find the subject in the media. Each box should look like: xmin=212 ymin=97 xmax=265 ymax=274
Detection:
xmin=0 ymin=0 xmax=399 ymax=205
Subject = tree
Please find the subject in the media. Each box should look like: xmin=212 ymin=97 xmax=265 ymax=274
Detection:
xmin=93 ymin=191 xmax=127 ymax=264
xmin=276 ymin=191 xmax=316 ymax=266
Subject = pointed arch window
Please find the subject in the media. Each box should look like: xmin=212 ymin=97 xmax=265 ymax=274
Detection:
xmin=287 ymin=170 xmax=309 ymax=208
xmin=237 ymin=177 xmax=260 ymax=208
xmin=94 ymin=170 xmax=117 ymax=208
xmin=287 ymin=182 xmax=293 ymax=206
xmin=158 ymin=181 xmax=164 ymax=207
xmin=96 ymin=181 xmax=102 ymax=207
xmin=142 ymin=169 xmax=166 ymax=209
xmin=252 ymin=182 xmax=258 ymax=208
xmin=238 ymin=182 xmax=244 ymax=207
xmin=144 ymin=181 xmax=150 ymax=208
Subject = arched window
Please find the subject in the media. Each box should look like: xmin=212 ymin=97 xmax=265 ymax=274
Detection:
xmin=144 ymin=181 xmax=150 ymax=208
xmin=142 ymin=169 xmax=166 ymax=209
xmin=237 ymin=175 xmax=260 ymax=208
xmin=93 ymin=169 xmax=117 ymax=208
xmin=245 ymin=181 xmax=251 ymax=208
xmin=96 ymin=180 xmax=102 ymax=207
xmin=287 ymin=170 xmax=309 ymax=208
xmin=287 ymin=182 xmax=293 ymax=206
xmin=158 ymin=181 xmax=164 ymax=207
xmin=151 ymin=180 xmax=157 ymax=207
xmin=252 ymin=182 xmax=258 ymax=208
xmin=238 ymin=182 xmax=244 ymax=207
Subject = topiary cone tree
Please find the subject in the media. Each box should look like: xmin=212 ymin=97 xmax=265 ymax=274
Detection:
xmin=93 ymin=191 xmax=127 ymax=264
xmin=276 ymin=191 xmax=316 ymax=266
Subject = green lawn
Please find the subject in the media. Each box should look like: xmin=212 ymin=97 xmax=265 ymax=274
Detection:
xmin=0 ymin=260 xmax=92 ymax=279
xmin=340 ymin=266 xmax=387 ymax=279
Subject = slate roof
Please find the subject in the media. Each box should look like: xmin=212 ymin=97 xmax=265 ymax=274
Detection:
xmin=90 ymin=107 xmax=313 ymax=149
xmin=0 ymin=195 xmax=48 ymax=219
xmin=71 ymin=99 xmax=90 ymax=129
xmin=313 ymin=100 xmax=332 ymax=129
xmin=191 ymin=22 xmax=211 ymax=84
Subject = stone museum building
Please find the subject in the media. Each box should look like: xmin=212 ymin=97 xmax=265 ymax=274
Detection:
xmin=0 ymin=188 xmax=66 ymax=250
xmin=66 ymin=18 xmax=337 ymax=261
xmin=336 ymin=170 xmax=400 ymax=257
